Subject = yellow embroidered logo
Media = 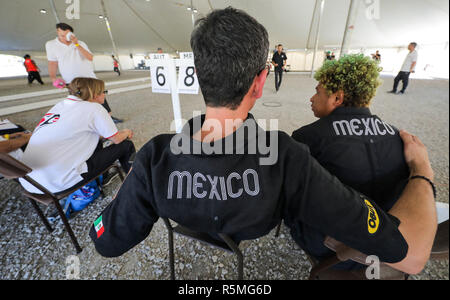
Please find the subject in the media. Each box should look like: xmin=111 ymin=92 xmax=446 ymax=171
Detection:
xmin=365 ymin=199 xmax=379 ymax=234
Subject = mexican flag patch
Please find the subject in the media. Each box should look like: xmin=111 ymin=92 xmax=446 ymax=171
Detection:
xmin=94 ymin=215 xmax=104 ymax=238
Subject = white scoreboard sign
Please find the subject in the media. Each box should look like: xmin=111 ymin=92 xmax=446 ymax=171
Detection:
xmin=149 ymin=52 xmax=199 ymax=95
xmin=148 ymin=52 xmax=199 ymax=133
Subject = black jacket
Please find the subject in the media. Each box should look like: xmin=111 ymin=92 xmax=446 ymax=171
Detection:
xmin=292 ymin=107 xmax=409 ymax=261
xmin=90 ymin=113 xmax=407 ymax=264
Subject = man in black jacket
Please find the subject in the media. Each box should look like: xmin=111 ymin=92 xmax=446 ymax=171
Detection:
xmin=90 ymin=8 xmax=437 ymax=276
xmin=292 ymin=54 xmax=412 ymax=269
xmin=271 ymin=44 xmax=287 ymax=92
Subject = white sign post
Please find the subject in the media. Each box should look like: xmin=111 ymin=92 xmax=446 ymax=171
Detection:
xmin=148 ymin=53 xmax=199 ymax=133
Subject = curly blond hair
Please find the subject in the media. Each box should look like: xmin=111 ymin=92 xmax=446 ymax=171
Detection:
xmin=314 ymin=54 xmax=382 ymax=107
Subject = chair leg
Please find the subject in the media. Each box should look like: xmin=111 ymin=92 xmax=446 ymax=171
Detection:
xmin=168 ymin=227 xmax=175 ymax=280
xmin=275 ymin=221 xmax=282 ymax=237
xmin=53 ymin=199 xmax=82 ymax=254
xmin=219 ymin=233 xmax=244 ymax=280
xmin=308 ymin=255 xmax=341 ymax=280
xmin=96 ymin=178 xmax=105 ymax=198
xmin=237 ymin=252 xmax=244 ymax=280
xmin=116 ymin=166 xmax=125 ymax=182
xmin=28 ymin=198 xmax=53 ymax=233
xmin=163 ymin=218 xmax=176 ymax=280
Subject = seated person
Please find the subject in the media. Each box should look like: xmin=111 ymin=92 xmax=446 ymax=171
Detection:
xmin=19 ymin=77 xmax=135 ymax=194
xmin=89 ymin=8 xmax=436 ymax=275
xmin=291 ymin=54 xmax=413 ymax=269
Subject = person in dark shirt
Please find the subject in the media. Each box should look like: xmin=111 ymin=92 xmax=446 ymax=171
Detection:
xmin=271 ymin=44 xmax=287 ymax=92
xmin=292 ymin=54 xmax=412 ymax=269
xmin=90 ymin=8 xmax=437 ymax=276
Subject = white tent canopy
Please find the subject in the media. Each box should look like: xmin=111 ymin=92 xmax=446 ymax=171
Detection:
xmin=0 ymin=0 xmax=448 ymax=55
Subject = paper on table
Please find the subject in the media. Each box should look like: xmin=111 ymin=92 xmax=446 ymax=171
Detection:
xmin=0 ymin=119 xmax=18 ymax=131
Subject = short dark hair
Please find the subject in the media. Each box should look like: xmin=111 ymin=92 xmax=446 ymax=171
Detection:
xmin=56 ymin=23 xmax=74 ymax=32
xmin=190 ymin=7 xmax=269 ymax=110
xmin=410 ymin=42 xmax=417 ymax=48
xmin=24 ymin=54 xmax=30 ymax=59
xmin=278 ymin=44 xmax=283 ymax=47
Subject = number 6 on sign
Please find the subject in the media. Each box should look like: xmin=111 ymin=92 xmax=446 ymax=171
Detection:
xmin=149 ymin=54 xmax=171 ymax=94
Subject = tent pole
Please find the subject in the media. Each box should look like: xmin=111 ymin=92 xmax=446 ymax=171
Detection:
xmin=340 ymin=0 xmax=359 ymax=58
xmin=191 ymin=0 xmax=195 ymax=28
xmin=49 ymin=0 xmax=60 ymax=23
xmin=310 ymin=0 xmax=325 ymax=78
xmin=304 ymin=0 xmax=319 ymax=70
xmin=100 ymin=0 xmax=121 ymax=68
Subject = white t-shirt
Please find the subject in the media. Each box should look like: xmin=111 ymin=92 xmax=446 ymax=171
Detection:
xmin=45 ymin=38 xmax=96 ymax=83
xmin=401 ymin=50 xmax=418 ymax=72
xmin=19 ymin=96 xmax=118 ymax=194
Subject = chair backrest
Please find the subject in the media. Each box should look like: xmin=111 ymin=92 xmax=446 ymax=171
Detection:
xmin=323 ymin=236 xmax=370 ymax=266
xmin=431 ymin=220 xmax=449 ymax=259
xmin=162 ymin=218 xmax=239 ymax=253
xmin=320 ymin=236 xmax=408 ymax=280
xmin=0 ymin=152 xmax=32 ymax=179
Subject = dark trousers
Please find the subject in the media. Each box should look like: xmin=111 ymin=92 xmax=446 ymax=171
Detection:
xmin=81 ymin=139 xmax=135 ymax=181
xmin=28 ymin=71 xmax=44 ymax=85
xmin=114 ymin=67 xmax=121 ymax=76
xmin=102 ymin=99 xmax=112 ymax=113
xmin=393 ymin=71 xmax=410 ymax=92
xmin=275 ymin=68 xmax=283 ymax=91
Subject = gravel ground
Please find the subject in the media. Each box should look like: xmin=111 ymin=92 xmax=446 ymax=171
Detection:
xmin=0 ymin=73 xmax=448 ymax=280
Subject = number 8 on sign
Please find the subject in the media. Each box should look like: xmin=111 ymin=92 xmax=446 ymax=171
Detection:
xmin=184 ymin=67 xmax=195 ymax=87
xmin=177 ymin=59 xmax=199 ymax=94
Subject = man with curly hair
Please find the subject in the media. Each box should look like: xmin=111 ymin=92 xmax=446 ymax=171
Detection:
xmin=292 ymin=54 xmax=412 ymax=269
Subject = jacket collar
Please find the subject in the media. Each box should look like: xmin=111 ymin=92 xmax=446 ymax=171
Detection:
xmin=330 ymin=106 xmax=372 ymax=116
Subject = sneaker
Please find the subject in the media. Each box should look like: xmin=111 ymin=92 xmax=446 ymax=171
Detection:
xmin=399 ymin=91 xmax=405 ymax=94
xmin=102 ymin=171 xmax=119 ymax=187
xmin=387 ymin=90 xmax=397 ymax=94
xmin=111 ymin=116 xmax=123 ymax=124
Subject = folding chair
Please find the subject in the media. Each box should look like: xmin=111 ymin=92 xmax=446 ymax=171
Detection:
xmin=307 ymin=220 xmax=449 ymax=280
xmin=162 ymin=218 xmax=244 ymax=280
xmin=0 ymin=152 xmax=124 ymax=253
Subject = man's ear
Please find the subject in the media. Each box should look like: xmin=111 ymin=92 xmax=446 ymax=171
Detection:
xmin=253 ymin=69 xmax=268 ymax=99
xmin=335 ymin=90 xmax=345 ymax=107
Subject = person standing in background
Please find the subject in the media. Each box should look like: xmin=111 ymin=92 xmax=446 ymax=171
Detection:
xmin=372 ymin=50 xmax=381 ymax=62
xmin=271 ymin=44 xmax=287 ymax=92
xmin=112 ymin=55 xmax=120 ymax=76
xmin=45 ymin=23 xmax=123 ymax=123
xmin=389 ymin=43 xmax=418 ymax=95
xmin=23 ymin=55 xmax=44 ymax=86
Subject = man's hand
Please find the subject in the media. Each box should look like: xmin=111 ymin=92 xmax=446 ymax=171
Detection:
xmin=53 ymin=78 xmax=66 ymax=89
xmin=125 ymin=129 xmax=134 ymax=140
xmin=70 ymin=34 xmax=79 ymax=45
xmin=399 ymin=130 xmax=433 ymax=180
xmin=109 ymin=129 xmax=134 ymax=144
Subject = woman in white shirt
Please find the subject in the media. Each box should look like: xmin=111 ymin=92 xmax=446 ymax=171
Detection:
xmin=20 ymin=77 xmax=135 ymax=194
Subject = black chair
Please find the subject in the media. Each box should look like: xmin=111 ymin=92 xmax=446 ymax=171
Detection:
xmin=0 ymin=152 xmax=124 ymax=253
xmin=162 ymin=218 xmax=244 ymax=280
xmin=308 ymin=221 xmax=449 ymax=280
